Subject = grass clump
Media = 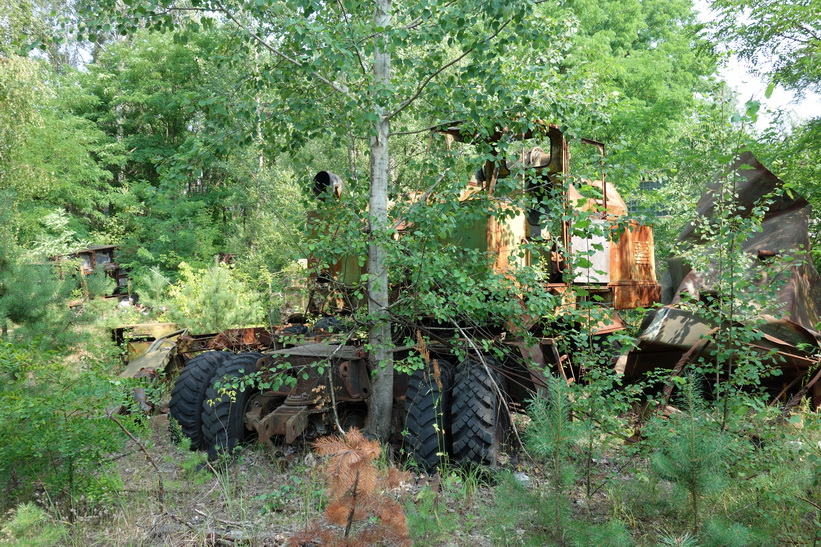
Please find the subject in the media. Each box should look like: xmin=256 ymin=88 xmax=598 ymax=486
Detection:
xmin=1 ymin=502 xmax=69 ymax=546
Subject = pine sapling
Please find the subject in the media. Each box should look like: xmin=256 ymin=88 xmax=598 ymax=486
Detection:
xmin=526 ymin=376 xmax=577 ymax=542
xmin=649 ymin=377 xmax=730 ymax=532
xmin=290 ymin=428 xmax=411 ymax=546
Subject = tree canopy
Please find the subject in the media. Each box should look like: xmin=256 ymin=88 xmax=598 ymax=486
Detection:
xmin=0 ymin=0 xmax=819 ymax=433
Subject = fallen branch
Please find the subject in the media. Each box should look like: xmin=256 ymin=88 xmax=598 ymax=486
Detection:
xmin=193 ymin=508 xmax=249 ymax=527
xmin=106 ymin=411 xmax=197 ymax=533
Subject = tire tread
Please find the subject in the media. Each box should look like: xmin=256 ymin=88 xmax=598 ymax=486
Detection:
xmin=169 ymin=351 xmax=233 ymax=449
xmin=451 ymin=356 xmax=510 ymax=466
xmin=404 ymin=359 xmax=454 ymax=470
xmin=201 ymin=352 xmax=264 ymax=460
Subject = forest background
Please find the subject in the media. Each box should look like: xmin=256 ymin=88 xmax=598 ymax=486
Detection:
xmin=1 ymin=0 xmax=821 ymax=544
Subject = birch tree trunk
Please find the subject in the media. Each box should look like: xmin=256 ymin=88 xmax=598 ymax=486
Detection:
xmin=364 ymin=0 xmax=394 ymax=440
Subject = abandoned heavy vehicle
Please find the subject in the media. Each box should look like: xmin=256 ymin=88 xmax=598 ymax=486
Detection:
xmin=169 ymin=123 xmax=661 ymax=468
xmin=621 ymin=153 xmax=821 ymax=409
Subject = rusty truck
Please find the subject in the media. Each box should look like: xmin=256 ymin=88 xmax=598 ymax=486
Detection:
xmin=169 ymin=123 xmax=661 ymax=467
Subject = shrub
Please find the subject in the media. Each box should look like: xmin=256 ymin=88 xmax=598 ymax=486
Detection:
xmin=0 ymin=340 xmax=129 ymax=515
xmin=165 ymin=261 xmax=263 ymax=333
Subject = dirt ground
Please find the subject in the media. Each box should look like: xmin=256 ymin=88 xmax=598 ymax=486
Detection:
xmin=72 ymin=413 xmax=501 ymax=546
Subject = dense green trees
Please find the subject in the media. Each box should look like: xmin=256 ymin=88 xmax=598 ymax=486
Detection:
xmin=0 ymin=0 xmax=768 ymax=289
xmin=2 ymin=0 xmax=814 ymax=432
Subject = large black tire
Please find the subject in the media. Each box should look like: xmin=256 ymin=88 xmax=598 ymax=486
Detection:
xmin=451 ymin=357 xmax=510 ymax=466
xmin=169 ymin=351 xmax=234 ymax=450
xmin=201 ymin=352 xmax=265 ymax=460
xmin=404 ymin=359 xmax=454 ymax=470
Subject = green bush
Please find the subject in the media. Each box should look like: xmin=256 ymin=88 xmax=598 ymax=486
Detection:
xmin=163 ymin=261 xmax=263 ymax=333
xmin=0 ymin=340 xmax=130 ymax=515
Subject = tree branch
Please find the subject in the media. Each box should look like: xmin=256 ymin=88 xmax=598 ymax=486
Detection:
xmin=389 ymin=168 xmax=450 ymax=230
xmin=334 ymin=0 xmax=368 ymax=76
xmin=386 ymin=16 xmax=515 ymax=122
xmin=213 ymin=0 xmax=357 ymax=102
xmin=798 ymin=24 xmax=820 ymax=42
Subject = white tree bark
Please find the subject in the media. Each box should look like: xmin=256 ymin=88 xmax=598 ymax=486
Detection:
xmin=364 ymin=0 xmax=394 ymax=440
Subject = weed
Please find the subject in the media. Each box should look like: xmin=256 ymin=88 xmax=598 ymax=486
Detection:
xmin=440 ymin=464 xmax=490 ymax=502
xmin=179 ymin=451 xmax=210 ymax=485
xmin=0 ymin=502 xmax=68 ymax=546
xmin=405 ymin=487 xmax=461 ymax=544
xmin=254 ymin=468 xmax=325 ymax=521
xmin=255 ymin=484 xmax=296 ymax=514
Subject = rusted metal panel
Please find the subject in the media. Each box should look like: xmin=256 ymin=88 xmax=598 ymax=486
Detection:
xmin=113 ymin=323 xmax=181 ymax=362
xmin=251 ymin=404 xmax=310 ymax=445
xmin=624 ymin=307 xmax=818 ymax=381
xmin=610 ymin=222 xmax=657 ymax=285
xmin=486 ymin=209 xmax=528 ymax=273
xmin=567 ymin=180 xmax=628 ymax=217
xmin=589 ymin=309 xmax=628 ymax=335
xmin=208 ymin=327 xmax=276 ymax=350
xmin=246 ymin=352 xmax=372 ymax=444
xmin=625 ymin=153 xmax=821 ymax=407
xmin=337 ymin=359 xmax=371 ymax=400
xmin=670 ymin=154 xmax=821 ymax=324
xmin=174 ymin=327 xmax=281 ymax=354
xmin=610 ymin=284 xmax=660 ymax=310
xmin=269 ymin=341 xmax=365 ymax=361
xmin=119 ymin=327 xmax=186 ymax=378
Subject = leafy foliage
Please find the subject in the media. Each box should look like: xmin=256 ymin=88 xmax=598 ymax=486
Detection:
xmin=163 ymin=261 xmax=264 ymax=333
xmin=0 ymin=340 xmax=129 ymax=514
xmin=711 ymin=0 xmax=821 ymax=94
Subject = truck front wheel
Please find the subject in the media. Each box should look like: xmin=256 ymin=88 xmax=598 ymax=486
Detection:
xmin=404 ymin=359 xmax=454 ymax=470
xmin=169 ymin=350 xmax=234 ymax=450
xmin=201 ymin=352 xmax=265 ymax=460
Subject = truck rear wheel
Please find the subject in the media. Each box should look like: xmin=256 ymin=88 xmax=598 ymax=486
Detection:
xmin=201 ymin=352 xmax=265 ymax=460
xmin=404 ymin=359 xmax=454 ymax=470
xmin=169 ymin=350 xmax=234 ymax=450
xmin=451 ymin=357 xmax=510 ymax=466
